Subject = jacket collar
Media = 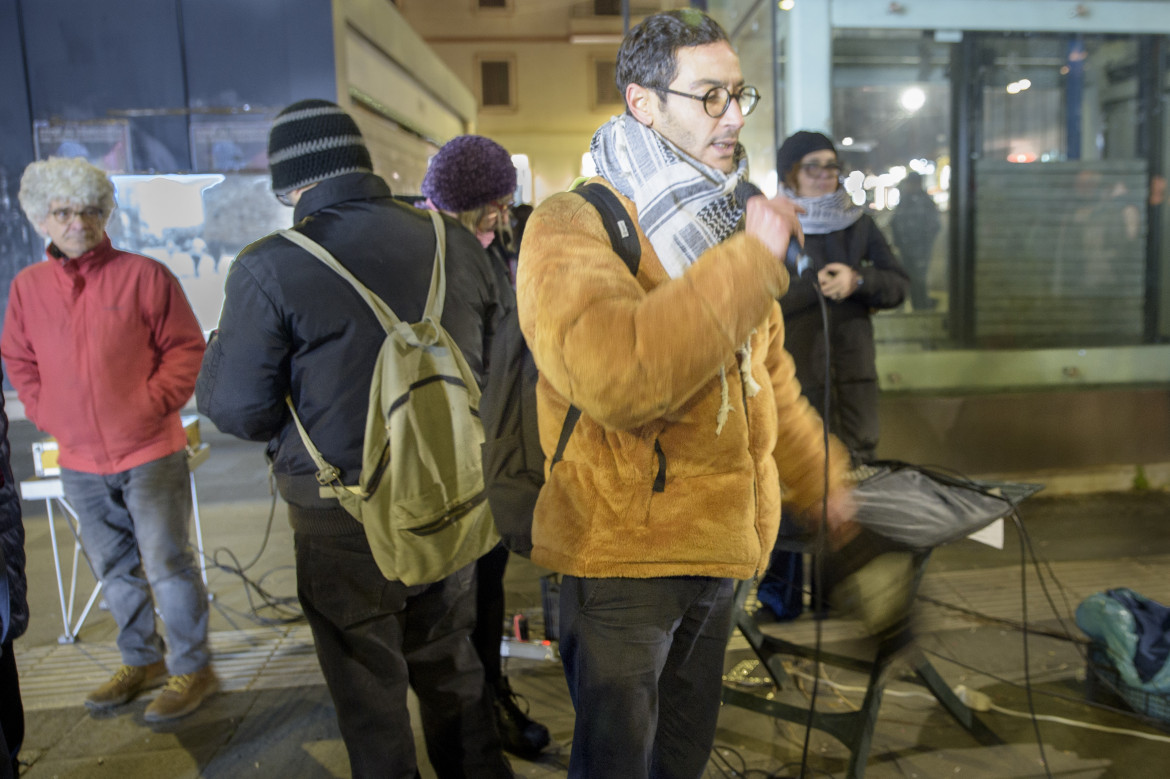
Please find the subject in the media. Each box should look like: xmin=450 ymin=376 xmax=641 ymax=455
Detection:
xmin=48 ymin=234 xmax=115 ymax=268
xmin=292 ymin=172 xmax=392 ymax=221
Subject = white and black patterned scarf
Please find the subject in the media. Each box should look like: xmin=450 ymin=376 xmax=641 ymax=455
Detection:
xmin=591 ymin=114 xmax=750 ymax=279
xmin=779 ymin=184 xmax=864 ymax=235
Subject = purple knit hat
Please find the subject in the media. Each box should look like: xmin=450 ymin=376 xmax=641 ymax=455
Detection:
xmin=421 ymin=135 xmax=517 ymax=213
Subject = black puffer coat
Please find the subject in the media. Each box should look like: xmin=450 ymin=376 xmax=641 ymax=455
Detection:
xmin=779 ymin=213 xmax=908 ymax=463
xmin=197 ymin=173 xmax=507 ymax=509
xmin=0 ymin=375 xmax=26 ymax=644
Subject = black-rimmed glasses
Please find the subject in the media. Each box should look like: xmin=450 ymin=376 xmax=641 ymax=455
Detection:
xmin=657 ymin=85 xmax=761 ymax=118
xmin=800 ymin=162 xmax=842 ymax=176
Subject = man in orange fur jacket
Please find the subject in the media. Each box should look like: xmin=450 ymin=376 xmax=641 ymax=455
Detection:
xmin=516 ymin=10 xmax=858 ymax=779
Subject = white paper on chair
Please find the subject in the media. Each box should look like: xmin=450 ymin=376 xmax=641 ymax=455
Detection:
xmin=966 ymin=518 xmax=1004 ymax=549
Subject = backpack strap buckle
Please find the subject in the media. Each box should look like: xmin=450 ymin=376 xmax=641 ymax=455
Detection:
xmin=315 ymin=465 xmax=342 ymax=486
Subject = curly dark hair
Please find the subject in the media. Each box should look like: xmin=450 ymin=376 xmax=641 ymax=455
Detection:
xmin=615 ymin=9 xmax=730 ymax=109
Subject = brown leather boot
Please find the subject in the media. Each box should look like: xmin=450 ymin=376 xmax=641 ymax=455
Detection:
xmin=85 ymin=661 xmax=169 ymax=710
xmin=144 ymin=665 xmax=219 ymax=722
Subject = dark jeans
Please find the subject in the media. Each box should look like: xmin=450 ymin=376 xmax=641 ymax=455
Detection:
xmin=0 ymin=639 xmax=22 ymax=779
xmin=294 ymin=530 xmax=512 ymax=779
xmin=559 ymin=575 xmax=735 ymax=779
xmin=60 ymin=450 xmax=209 ymax=673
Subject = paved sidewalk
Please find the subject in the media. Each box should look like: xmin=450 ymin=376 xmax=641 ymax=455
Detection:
xmin=9 ymin=419 xmax=1170 ymax=777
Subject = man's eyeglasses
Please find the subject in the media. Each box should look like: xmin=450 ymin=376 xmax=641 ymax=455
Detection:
xmin=49 ymin=206 xmax=104 ymax=224
xmin=657 ymin=85 xmax=761 ymax=118
xmin=800 ymin=162 xmax=843 ymax=176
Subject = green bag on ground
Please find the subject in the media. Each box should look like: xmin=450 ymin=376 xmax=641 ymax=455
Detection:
xmin=279 ymin=211 xmax=498 ymax=586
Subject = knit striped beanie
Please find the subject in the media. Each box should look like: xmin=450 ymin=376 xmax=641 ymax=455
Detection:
xmin=267 ymin=99 xmax=373 ymax=197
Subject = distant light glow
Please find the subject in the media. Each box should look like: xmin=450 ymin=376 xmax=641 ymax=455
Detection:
xmin=779 ymin=0 xmax=795 ymax=10
xmin=900 ymin=86 xmax=926 ymax=112
xmin=841 ymin=137 xmax=854 ymax=147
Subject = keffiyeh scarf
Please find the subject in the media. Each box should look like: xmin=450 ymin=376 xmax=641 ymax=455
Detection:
xmin=780 ymin=184 xmax=864 ymax=235
xmin=591 ymin=114 xmax=750 ymax=279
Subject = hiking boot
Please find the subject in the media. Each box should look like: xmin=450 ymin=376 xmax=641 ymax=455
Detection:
xmin=144 ymin=665 xmax=219 ymax=722
xmin=493 ymin=679 xmax=550 ymax=757
xmin=85 ymin=661 xmax=168 ymax=710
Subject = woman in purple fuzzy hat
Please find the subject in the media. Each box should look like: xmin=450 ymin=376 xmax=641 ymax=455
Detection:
xmin=421 ymin=135 xmax=551 ymax=759
xmin=423 ymin=135 xmax=518 ymax=261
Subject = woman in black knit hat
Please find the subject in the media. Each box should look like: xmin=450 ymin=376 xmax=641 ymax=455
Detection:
xmin=758 ymin=131 xmax=910 ymax=621
xmin=421 ymin=135 xmax=551 ymax=759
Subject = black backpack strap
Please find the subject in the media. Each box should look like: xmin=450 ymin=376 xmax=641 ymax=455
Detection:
xmin=575 ymin=182 xmax=641 ymax=276
xmin=550 ymin=183 xmax=641 ymax=474
xmin=550 ymin=407 xmax=581 ymax=468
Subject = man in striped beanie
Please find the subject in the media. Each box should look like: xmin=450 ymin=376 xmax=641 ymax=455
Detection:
xmin=266 ymin=98 xmax=374 ymax=202
xmin=197 ymin=99 xmax=514 ymax=778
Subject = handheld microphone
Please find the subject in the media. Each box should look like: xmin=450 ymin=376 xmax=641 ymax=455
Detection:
xmin=734 ymin=180 xmax=811 ymax=278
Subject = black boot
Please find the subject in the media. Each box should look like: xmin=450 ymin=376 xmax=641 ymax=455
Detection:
xmin=493 ymin=678 xmax=550 ymax=757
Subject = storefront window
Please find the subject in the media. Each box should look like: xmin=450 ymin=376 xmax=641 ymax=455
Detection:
xmin=831 ymin=29 xmax=954 ymax=345
xmin=968 ymin=35 xmax=1148 ymax=348
xmin=830 ymin=29 xmax=1162 ymax=351
xmin=710 ymin=0 xmax=784 ymax=195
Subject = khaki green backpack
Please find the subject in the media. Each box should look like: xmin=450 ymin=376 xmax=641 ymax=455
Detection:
xmin=279 ymin=210 xmax=498 ymax=586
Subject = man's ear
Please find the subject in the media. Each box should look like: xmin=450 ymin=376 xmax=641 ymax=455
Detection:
xmin=626 ymin=83 xmax=656 ymax=127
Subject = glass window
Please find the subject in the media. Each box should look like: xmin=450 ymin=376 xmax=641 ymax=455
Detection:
xmin=831 ymin=29 xmax=953 ymax=340
xmin=481 ymin=60 xmax=512 ymax=108
xmin=594 ymin=61 xmax=623 ymax=107
xmin=711 ymin=0 xmax=783 ymax=195
xmin=970 ymin=34 xmax=1148 ymax=348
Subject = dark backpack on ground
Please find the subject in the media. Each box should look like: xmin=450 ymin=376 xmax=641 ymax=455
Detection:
xmin=480 ymin=183 xmax=640 ymax=556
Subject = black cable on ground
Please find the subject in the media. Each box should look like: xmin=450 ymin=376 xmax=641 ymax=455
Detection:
xmin=203 ymin=480 xmax=305 ymax=627
xmin=914 ymin=594 xmax=1085 ymax=642
xmin=1013 ymin=507 xmax=1090 ymax=662
xmin=1012 ymin=512 xmax=1053 ymax=778
xmin=797 ymin=275 xmax=834 ymax=778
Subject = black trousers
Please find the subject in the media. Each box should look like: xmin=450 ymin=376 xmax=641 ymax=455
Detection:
xmin=0 ymin=639 xmax=22 ymax=779
xmin=472 ymin=542 xmax=510 ymax=690
xmin=294 ymin=530 xmax=512 ymax=779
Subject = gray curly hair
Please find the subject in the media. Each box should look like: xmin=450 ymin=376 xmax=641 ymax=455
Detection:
xmin=19 ymin=157 xmax=116 ymax=232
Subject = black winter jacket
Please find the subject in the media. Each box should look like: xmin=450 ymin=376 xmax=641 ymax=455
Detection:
xmin=0 ymin=375 xmax=26 ymax=644
xmin=779 ymin=213 xmax=908 ymax=462
xmin=196 ymin=173 xmax=507 ymax=509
